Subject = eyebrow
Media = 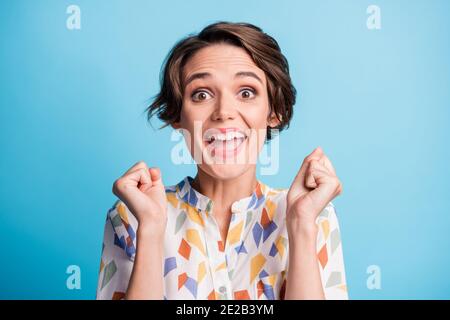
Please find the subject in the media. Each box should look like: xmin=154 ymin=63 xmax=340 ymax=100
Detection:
xmin=184 ymin=71 xmax=263 ymax=87
xmin=184 ymin=72 xmax=211 ymax=87
xmin=235 ymin=71 xmax=263 ymax=84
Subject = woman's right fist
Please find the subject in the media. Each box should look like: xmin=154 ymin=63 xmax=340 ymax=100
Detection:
xmin=112 ymin=161 xmax=168 ymax=238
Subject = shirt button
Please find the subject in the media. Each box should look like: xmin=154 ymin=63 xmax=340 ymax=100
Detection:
xmin=219 ymin=286 xmax=227 ymax=293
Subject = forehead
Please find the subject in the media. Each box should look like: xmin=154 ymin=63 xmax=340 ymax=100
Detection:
xmin=182 ymin=44 xmax=266 ymax=81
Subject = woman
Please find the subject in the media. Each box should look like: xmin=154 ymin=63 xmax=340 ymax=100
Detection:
xmin=96 ymin=22 xmax=347 ymax=300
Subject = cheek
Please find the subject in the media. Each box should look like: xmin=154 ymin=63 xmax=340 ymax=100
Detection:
xmin=180 ymin=101 xmax=211 ymax=125
xmin=242 ymin=110 xmax=270 ymax=155
xmin=179 ymin=103 xmax=200 ymax=130
xmin=178 ymin=106 xmax=208 ymax=156
xmin=242 ymin=102 xmax=270 ymax=130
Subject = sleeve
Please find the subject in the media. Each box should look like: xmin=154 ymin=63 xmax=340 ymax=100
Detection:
xmin=316 ymin=202 xmax=349 ymax=300
xmin=96 ymin=201 xmax=138 ymax=300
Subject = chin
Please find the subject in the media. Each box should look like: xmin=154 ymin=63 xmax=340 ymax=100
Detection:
xmin=198 ymin=163 xmax=254 ymax=181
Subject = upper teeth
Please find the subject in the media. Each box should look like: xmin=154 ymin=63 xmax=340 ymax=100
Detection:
xmin=205 ymin=131 xmax=246 ymax=142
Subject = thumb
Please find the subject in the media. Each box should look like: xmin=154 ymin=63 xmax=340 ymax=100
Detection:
xmin=288 ymin=147 xmax=323 ymax=201
xmin=148 ymin=167 xmax=164 ymax=188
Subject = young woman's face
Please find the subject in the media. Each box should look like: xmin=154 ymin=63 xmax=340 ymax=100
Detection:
xmin=174 ymin=43 xmax=277 ymax=180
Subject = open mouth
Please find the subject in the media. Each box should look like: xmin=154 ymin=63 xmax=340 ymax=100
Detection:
xmin=203 ymin=128 xmax=248 ymax=159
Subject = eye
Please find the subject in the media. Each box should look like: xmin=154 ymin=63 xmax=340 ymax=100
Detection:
xmin=239 ymin=88 xmax=256 ymax=99
xmin=191 ymin=90 xmax=212 ymax=102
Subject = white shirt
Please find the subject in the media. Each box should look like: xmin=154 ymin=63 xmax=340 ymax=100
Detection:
xmin=96 ymin=176 xmax=348 ymax=300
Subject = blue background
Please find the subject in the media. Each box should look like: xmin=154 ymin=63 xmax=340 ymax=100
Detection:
xmin=1 ymin=0 xmax=449 ymax=299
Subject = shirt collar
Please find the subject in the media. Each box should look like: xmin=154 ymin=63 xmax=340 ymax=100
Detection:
xmin=175 ymin=176 xmax=269 ymax=215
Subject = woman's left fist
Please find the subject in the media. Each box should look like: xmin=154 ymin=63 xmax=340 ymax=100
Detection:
xmin=286 ymin=147 xmax=343 ymax=232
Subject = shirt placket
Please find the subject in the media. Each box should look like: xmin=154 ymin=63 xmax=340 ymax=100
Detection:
xmin=202 ymin=202 xmax=234 ymax=300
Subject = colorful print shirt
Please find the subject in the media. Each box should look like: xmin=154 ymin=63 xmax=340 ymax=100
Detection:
xmin=96 ymin=176 xmax=348 ymax=300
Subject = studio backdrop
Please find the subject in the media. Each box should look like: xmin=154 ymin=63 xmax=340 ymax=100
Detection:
xmin=1 ymin=0 xmax=449 ymax=299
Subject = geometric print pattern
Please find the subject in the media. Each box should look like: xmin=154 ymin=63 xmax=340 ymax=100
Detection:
xmin=96 ymin=176 xmax=348 ymax=300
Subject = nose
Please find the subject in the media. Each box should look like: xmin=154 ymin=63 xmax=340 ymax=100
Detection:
xmin=210 ymin=93 xmax=237 ymax=121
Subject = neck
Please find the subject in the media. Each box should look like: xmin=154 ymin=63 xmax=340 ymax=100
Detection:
xmin=192 ymin=166 xmax=257 ymax=216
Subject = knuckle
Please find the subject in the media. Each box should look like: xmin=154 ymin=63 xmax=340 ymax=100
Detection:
xmin=139 ymin=167 xmax=149 ymax=176
xmin=334 ymin=179 xmax=342 ymax=193
xmin=136 ymin=167 xmax=144 ymax=174
xmin=305 ymin=155 xmax=315 ymax=163
xmin=308 ymin=159 xmax=316 ymax=168
xmin=112 ymin=178 xmax=123 ymax=194
xmin=332 ymin=177 xmax=340 ymax=186
xmin=138 ymin=160 xmax=147 ymax=167
xmin=114 ymin=177 xmax=123 ymax=186
xmin=133 ymin=160 xmax=146 ymax=169
xmin=300 ymin=158 xmax=309 ymax=168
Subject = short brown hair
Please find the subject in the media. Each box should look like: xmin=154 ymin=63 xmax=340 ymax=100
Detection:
xmin=146 ymin=21 xmax=296 ymax=141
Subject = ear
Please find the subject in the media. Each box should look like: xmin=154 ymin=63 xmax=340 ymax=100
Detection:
xmin=171 ymin=121 xmax=182 ymax=130
xmin=267 ymin=110 xmax=281 ymax=129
